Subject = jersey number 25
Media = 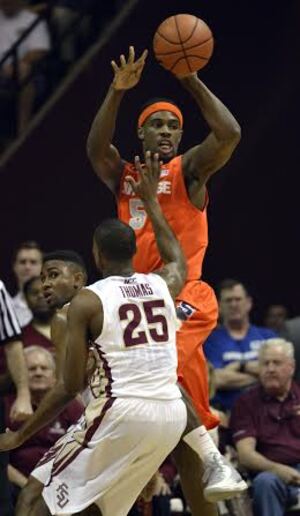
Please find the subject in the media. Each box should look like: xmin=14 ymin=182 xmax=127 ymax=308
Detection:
xmin=119 ymin=300 xmax=169 ymax=347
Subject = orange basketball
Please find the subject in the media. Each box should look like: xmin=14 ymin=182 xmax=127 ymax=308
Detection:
xmin=153 ymin=14 xmax=214 ymax=77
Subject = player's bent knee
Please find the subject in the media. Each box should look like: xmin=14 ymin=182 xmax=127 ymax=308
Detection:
xmin=16 ymin=476 xmax=44 ymax=512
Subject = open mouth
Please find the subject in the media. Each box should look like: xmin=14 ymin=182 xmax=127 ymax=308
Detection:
xmin=159 ymin=141 xmax=173 ymax=152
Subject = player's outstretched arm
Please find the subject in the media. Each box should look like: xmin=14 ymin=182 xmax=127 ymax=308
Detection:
xmin=179 ymin=74 xmax=241 ymax=205
xmin=126 ymin=151 xmax=186 ymax=299
xmin=87 ymin=46 xmax=148 ymax=194
xmin=0 ymin=290 xmax=101 ymax=452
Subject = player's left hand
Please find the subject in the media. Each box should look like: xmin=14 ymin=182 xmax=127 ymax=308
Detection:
xmin=10 ymin=394 xmax=33 ymax=422
xmin=0 ymin=429 xmax=23 ymax=451
xmin=126 ymin=151 xmax=161 ymax=201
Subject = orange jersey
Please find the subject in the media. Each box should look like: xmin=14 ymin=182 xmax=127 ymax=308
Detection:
xmin=117 ymin=156 xmax=208 ymax=282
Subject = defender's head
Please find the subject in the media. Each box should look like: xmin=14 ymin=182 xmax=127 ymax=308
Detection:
xmin=41 ymin=250 xmax=87 ymax=309
xmin=137 ymin=98 xmax=183 ymax=163
xmin=93 ymin=219 xmax=136 ymax=272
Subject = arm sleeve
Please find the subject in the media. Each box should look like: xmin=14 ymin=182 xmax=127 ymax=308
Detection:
xmin=0 ymin=281 xmax=22 ymax=346
xmin=229 ymin=394 xmax=257 ymax=444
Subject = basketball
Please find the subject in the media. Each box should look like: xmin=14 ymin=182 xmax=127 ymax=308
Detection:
xmin=153 ymin=14 xmax=214 ymax=77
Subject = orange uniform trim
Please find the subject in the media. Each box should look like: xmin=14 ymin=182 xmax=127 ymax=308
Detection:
xmin=138 ymin=102 xmax=183 ymax=128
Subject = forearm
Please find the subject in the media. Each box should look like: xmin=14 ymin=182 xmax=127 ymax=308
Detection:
xmin=143 ymin=198 xmax=186 ymax=272
xmin=5 ymin=341 xmax=30 ymax=397
xmin=17 ymin=381 xmax=73 ymax=444
xmin=87 ymin=85 xmax=124 ymax=161
xmin=215 ymin=369 xmax=257 ymax=389
xmin=180 ymin=75 xmax=240 ymax=141
xmin=238 ymin=447 xmax=278 ymax=473
xmin=8 ymin=464 xmax=27 ymax=488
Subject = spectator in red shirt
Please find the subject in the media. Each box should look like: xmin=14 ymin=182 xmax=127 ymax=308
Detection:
xmin=5 ymin=345 xmax=83 ymax=507
xmin=230 ymin=338 xmax=300 ymax=516
xmin=22 ymin=276 xmax=55 ymax=354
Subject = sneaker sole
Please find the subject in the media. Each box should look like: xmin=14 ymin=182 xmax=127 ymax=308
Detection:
xmin=204 ymin=480 xmax=248 ymax=503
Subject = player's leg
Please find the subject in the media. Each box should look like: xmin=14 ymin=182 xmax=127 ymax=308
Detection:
xmin=180 ymin=380 xmax=247 ymax=502
xmin=31 ymin=496 xmax=50 ymax=516
xmin=15 ymin=476 xmax=45 ymax=516
xmin=173 ymin=440 xmax=218 ymax=516
xmin=94 ymin=398 xmax=187 ymax=516
xmin=176 ymin=285 xmax=247 ymax=504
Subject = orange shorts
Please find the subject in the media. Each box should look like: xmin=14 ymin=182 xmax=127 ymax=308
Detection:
xmin=176 ymin=280 xmax=219 ymax=430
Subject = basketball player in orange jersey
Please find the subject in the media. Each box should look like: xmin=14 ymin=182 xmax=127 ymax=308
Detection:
xmin=87 ymin=46 xmax=243 ymax=514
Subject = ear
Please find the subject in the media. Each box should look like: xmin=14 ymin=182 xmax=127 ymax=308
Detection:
xmin=74 ymin=271 xmax=85 ymax=289
xmin=137 ymin=127 xmax=144 ymax=140
xmin=247 ymin=296 xmax=253 ymax=312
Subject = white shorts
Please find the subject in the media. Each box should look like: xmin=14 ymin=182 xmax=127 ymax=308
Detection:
xmin=32 ymin=396 xmax=187 ymax=516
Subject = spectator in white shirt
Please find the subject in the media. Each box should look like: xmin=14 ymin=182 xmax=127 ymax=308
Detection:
xmin=0 ymin=0 xmax=50 ymax=133
xmin=12 ymin=241 xmax=43 ymax=327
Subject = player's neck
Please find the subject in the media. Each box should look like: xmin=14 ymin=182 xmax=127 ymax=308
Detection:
xmin=102 ymin=263 xmax=134 ymax=279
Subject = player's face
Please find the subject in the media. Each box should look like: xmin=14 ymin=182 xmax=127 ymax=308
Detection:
xmin=26 ymin=277 xmax=54 ymax=319
xmin=219 ymin=284 xmax=252 ymax=324
xmin=139 ymin=111 xmax=183 ymax=163
xmin=41 ymin=260 xmax=79 ymax=309
xmin=13 ymin=248 xmax=42 ymax=287
xmin=26 ymin=350 xmax=55 ymax=393
xmin=259 ymin=347 xmax=295 ymax=396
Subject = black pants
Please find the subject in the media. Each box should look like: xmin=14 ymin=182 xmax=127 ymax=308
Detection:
xmin=0 ymin=398 xmax=13 ymax=516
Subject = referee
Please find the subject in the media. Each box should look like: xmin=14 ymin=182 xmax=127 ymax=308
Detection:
xmin=0 ymin=279 xmax=32 ymax=516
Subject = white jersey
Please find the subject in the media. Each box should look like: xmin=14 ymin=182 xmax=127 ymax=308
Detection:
xmin=86 ymin=272 xmax=180 ymax=401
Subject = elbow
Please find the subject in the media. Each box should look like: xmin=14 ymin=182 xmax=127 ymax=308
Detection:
xmin=86 ymin=138 xmax=96 ymax=165
xmin=228 ymin=123 xmax=241 ymax=146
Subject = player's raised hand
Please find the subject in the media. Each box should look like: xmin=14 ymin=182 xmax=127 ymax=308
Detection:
xmin=111 ymin=46 xmax=148 ymax=91
xmin=125 ymin=151 xmax=161 ymax=201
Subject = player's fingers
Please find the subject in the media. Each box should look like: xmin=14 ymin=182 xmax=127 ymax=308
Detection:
xmin=134 ymin=155 xmax=143 ymax=174
xmin=145 ymin=150 xmax=153 ymax=173
xmin=125 ymin=175 xmax=139 ymax=192
xmin=135 ymin=156 xmax=148 ymax=182
xmin=120 ymin=54 xmax=126 ymax=67
xmin=153 ymin=152 xmax=161 ymax=178
xmin=111 ymin=60 xmax=119 ymax=73
xmin=128 ymin=45 xmax=135 ymax=63
xmin=138 ymin=49 xmax=148 ymax=63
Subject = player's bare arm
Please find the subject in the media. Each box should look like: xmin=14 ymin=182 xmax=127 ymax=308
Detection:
xmin=87 ymin=46 xmax=148 ymax=193
xmin=51 ymin=309 xmax=68 ymax=380
xmin=180 ymin=73 xmax=241 ymax=208
xmin=0 ymin=290 xmax=101 ymax=452
xmin=127 ymin=150 xmax=186 ymax=299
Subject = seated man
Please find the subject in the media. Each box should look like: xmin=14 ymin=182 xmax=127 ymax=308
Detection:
xmin=0 ymin=0 xmax=50 ymax=133
xmin=4 ymin=345 xmax=83 ymax=508
xmin=230 ymin=338 xmax=300 ymax=516
xmin=204 ymin=278 xmax=276 ymax=412
xmin=22 ymin=276 xmax=55 ymax=354
xmin=11 ymin=241 xmax=43 ymax=328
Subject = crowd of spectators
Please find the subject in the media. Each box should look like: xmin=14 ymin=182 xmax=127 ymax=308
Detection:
xmin=2 ymin=237 xmax=300 ymax=516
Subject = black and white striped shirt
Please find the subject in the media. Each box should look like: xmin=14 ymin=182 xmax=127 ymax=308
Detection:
xmin=0 ymin=280 xmax=21 ymax=346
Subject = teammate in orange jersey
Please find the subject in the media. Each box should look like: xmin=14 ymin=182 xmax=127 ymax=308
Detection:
xmin=87 ymin=46 xmax=243 ymax=514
